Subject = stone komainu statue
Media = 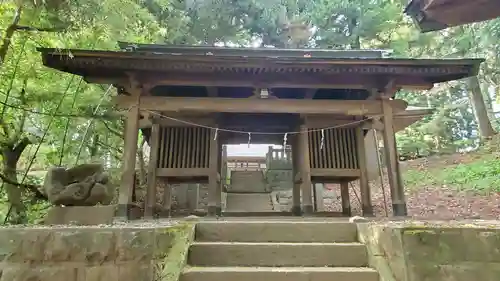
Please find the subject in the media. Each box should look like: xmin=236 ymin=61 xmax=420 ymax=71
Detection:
xmin=43 ymin=163 xmax=114 ymax=206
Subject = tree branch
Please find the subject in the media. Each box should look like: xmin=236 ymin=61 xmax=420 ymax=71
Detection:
xmin=0 ymin=118 xmax=10 ymax=139
xmin=0 ymin=172 xmax=47 ymax=201
xmin=13 ymin=137 xmax=32 ymax=161
xmin=96 ymin=140 xmax=122 ymax=154
xmin=14 ymin=25 xmax=72 ymax=32
xmin=100 ymin=120 xmax=123 ymax=138
xmin=0 ymin=6 xmax=22 ymax=66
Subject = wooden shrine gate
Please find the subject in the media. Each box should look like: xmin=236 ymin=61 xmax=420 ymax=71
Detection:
xmin=38 ymin=42 xmax=482 ymax=220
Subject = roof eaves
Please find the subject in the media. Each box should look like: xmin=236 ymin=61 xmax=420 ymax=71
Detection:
xmin=38 ymin=48 xmax=484 ymax=65
xmin=116 ymin=41 xmax=390 ymax=59
xmin=404 ymin=0 xmax=451 ymax=32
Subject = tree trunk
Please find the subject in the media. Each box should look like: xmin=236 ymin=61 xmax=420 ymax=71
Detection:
xmin=2 ymin=137 xmax=31 ymax=224
xmin=480 ymin=83 xmax=495 ymax=120
xmin=0 ymin=6 xmax=22 ymax=67
xmin=467 ymin=76 xmax=496 ymax=138
xmin=3 ymin=150 xmax=25 ymax=224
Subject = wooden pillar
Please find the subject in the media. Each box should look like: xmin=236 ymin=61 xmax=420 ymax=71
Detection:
xmin=208 ymin=129 xmax=221 ymax=216
xmin=186 ymin=184 xmax=199 ymax=211
xmin=117 ymin=96 xmax=140 ymax=220
xmin=314 ymin=184 xmax=324 ymax=211
xmin=144 ymin=122 xmax=160 ymax=219
xmin=298 ymin=122 xmax=313 ymax=214
xmin=291 ymin=136 xmax=301 ymax=216
xmin=340 ymin=182 xmax=351 ymax=216
xmin=221 ymin=145 xmax=227 ymax=193
xmin=381 ymin=99 xmax=407 ymax=216
xmin=356 ymin=126 xmax=373 ymax=216
xmin=163 ymin=182 xmax=171 ymax=217
xmin=176 ymin=185 xmax=189 ymax=209
xmin=216 ymin=143 xmax=223 ymax=211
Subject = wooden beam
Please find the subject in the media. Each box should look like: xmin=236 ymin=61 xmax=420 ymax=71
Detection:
xmin=116 ymin=93 xmax=140 ymax=220
xmin=314 ymin=184 xmax=325 ymax=211
xmin=298 ymin=121 xmax=313 ymax=214
xmin=140 ymin=115 xmax=218 ymax=129
xmin=310 ymin=168 xmax=360 ymax=177
xmin=368 ymin=79 xmax=403 ymax=100
xmin=207 ymin=129 xmax=221 ymax=216
xmin=384 ymin=79 xmax=400 ymax=97
xmin=115 ymin=96 xmax=408 ymax=115
xmin=340 ymin=182 xmax=351 ymax=216
xmin=206 ymin=87 xmax=218 ymax=97
xmin=156 ymin=168 xmax=211 ymax=177
xmin=291 ymin=135 xmax=301 ymax=216
xmin=87 ymin=74 xmax=434 ymax=91
xmin=144 ymin=123 xmax=160 ymax=218
xmin=304 ymin=89 xmax=317 ymax=99
xmin=85 ymin=76 xmax=127 ymax=85
xmin=139 ymin=118 xmax=152 ymax=129
xmin=356 ymin=126 xmax=373 ymax=216
xmin=132 ymin=72 xmax=434 ymax=90
xmin=381 ymin=98 xmax=407 ymax=216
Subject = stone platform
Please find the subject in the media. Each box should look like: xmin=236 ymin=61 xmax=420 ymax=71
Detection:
xmin=1 ymin=218 xmax=500 ymax=281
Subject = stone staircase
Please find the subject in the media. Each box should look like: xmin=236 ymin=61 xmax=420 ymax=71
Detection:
xmin=180 ymin=220 xmax=379 ymax=281
xmin=225 ymin=193 xmax=275 ymax=212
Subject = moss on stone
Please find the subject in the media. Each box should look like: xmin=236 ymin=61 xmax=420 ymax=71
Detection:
xmin=403 ymin=229 xmax=436 ymax=235
xmin=154 ymin=222 xmax=195 ymax=281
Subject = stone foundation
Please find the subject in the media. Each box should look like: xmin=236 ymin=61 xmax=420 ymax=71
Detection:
xmin=0 ymin=222 xmax=195 ymax=281
xmin=358 ymin=220 xmax=500 ymax=281
xmin=44 ymin=205 xmax=116 ymax=225
xmin=272 ymin=186 xmax=339 ymax=211
xmin=2 ymin=219 xmax=500 ymax=281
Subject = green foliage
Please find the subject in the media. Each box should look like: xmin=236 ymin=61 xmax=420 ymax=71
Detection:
xmin=404 ymin=156 xmax=500 ymax=193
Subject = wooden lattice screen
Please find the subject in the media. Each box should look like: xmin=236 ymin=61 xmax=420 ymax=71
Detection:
xmin=308 ymin=128 xmax=359 ymax=169
xmin=157 ymin=126 xmax=211 ymax=169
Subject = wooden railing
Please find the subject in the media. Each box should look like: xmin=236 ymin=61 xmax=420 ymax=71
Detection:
xmin=157 ymin=126 xmax=211 ymax=169
xmin=226 ymin=156 xmax=266 ymax=171
xmin=308 ymin=128 xmax=359 ymax=170
xmin=266 ymin=146 xmax=292 ymax=170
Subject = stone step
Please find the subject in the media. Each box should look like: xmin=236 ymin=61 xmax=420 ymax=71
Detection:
xmin=229 ymin=170 xmax=267 ymax=193
xmin=225 ymin=193 xmax=275 ymax=212
xmin=188 ymin=242 xmax=368 ymax=267
xmin=195 ymin=221 xmax=358 ymax=242
xmin=180 ymin=266 xmax=379 ymax=281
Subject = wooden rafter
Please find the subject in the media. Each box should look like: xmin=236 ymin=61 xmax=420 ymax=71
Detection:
xmin=88 ymin=73 xmax=435 ymax=91
xmin=304 ymin=89 xmax=317 ymax=99
xmin=206 ymin=87 xmax=218 ymax=97
xmin=368 ymin=79 xmax=401 ymax=100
